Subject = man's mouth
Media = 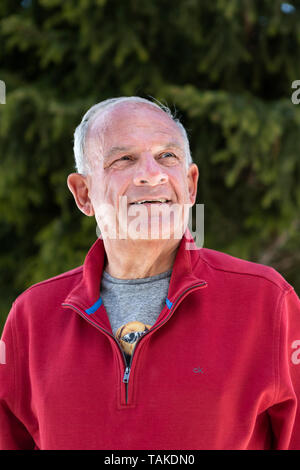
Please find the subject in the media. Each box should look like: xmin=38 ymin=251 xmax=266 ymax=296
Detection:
xmin=129 ymin=198 xmax=172 ymax=205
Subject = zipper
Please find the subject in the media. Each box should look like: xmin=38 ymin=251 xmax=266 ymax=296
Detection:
xmin=62 ymin=281 xmax=206 ymax=405
xmin=123 ymin=366 xmax=131 ymax=383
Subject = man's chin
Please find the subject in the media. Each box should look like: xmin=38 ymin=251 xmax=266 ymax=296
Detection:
xmin=120 ymin=223 xmax=185 ymax=241
xmin=96 ymin=218 xmax=187 ymax=241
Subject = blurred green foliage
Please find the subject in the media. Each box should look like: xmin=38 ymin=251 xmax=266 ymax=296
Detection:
xmin=0 ymin=0 xmax=300 ymax=331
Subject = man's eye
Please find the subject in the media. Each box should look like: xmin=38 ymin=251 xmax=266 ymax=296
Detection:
xmin=112 ymin=156 xmax=132 ymax=164
xmin=118 ymin=155 xmax=131 ymax=161
xmin=161 ymin=152 xmax=177 ymax=159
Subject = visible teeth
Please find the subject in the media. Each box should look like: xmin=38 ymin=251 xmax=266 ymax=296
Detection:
xmin=134 ymin=199 xmax=168 ymax=204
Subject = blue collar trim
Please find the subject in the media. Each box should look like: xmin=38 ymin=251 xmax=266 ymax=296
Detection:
xmin=85 ymin=297 xmax=103 ymax=315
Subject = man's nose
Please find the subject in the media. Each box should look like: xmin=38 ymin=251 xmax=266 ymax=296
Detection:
xmin=133 ymin=154 xmax=168 ymax=186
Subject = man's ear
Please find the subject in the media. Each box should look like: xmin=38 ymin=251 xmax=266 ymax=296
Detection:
xmin=187 ymin=163 xmax=199 ymax=205
xmin=67 ymin=173 xmax=95 ymax=216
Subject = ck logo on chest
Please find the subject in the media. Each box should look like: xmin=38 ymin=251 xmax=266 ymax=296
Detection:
xmin=193 ymin=366 xmax=204 ymax=374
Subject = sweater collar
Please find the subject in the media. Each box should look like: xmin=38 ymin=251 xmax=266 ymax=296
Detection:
xmin=63 ymin=227 xmax=207 ymax=314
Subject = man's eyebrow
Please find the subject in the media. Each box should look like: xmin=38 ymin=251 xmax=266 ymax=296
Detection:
xmin=160 ymin=141 xmax=184 ymax=152
xmin=104 ymin=142 xmax=184 ymax=160
xmin=104 ymin=146 xmax=132 ymax=160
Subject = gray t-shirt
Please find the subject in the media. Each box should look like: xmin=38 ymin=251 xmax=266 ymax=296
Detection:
xmin=100 ymin=269 xmax=172 ymax=364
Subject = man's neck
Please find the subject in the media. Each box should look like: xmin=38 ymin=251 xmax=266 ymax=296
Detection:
xmin=102 ymin=238 xmax=181 ymax=279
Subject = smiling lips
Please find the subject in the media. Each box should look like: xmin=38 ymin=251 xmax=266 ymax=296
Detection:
xmin=129 ymin=197 xmax=172 ymax=205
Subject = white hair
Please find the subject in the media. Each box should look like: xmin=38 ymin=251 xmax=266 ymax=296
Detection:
xmin=73 ymin=96 xmax=193 ymax=175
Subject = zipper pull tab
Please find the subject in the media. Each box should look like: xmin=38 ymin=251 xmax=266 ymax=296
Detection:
xmin=123 ymin=366 xmax=131 ymax=383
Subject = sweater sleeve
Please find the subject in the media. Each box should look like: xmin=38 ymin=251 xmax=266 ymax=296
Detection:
xmin=0 ymin=305 xmax=35 ymax=450
xmin=268 ymin=287 xmax=300 ymax=450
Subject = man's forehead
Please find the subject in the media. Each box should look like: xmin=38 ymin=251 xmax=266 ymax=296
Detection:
xmin=84 ymin=102 xmax=186 ymax=166
xmin=87 ymin=102 xmax=181 ymax=140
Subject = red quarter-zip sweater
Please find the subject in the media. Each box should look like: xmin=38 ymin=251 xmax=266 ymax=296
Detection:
xmin=1 ymin=228 xmax=300 ymax=450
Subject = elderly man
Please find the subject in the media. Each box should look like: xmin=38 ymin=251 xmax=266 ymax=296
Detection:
xmin=0 ymin=97 xmax=300 ymax=450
